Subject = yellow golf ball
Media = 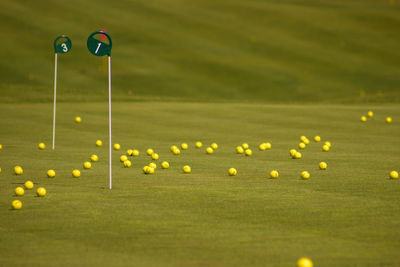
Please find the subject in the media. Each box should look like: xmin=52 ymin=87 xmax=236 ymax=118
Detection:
xmin=303 ymin=138 xmax=310 ymax=145
xmin=314 ymin=136 xmax=321 ymax=142
xmin=161 ymin=161 xmax=170 ymax=169
xmin=96 ymin=140 xmax=103 ymax=147
xmin=299 ymin=142 xmax=306 ymax=149
xmin=12 ymin=200 xmax=22 ymax=210
xmin=290 ymin=149 xmax=297 ymax=157
xmin=126 ymin=149 xmax=134 ymax=156
xmin=91 ymin=154 xmax=99 ymax=162
xmin=367 ymin=111 xmax=373 ymax=117
xmin=14 ymin=166 xmax=23 ymax=175
xmin=361 ymin=115 xmax=367 ymax=122
xmin=38 ymin=142 xmax=46 ymax=150
xmin=195 ymin=141 xmax=202 ymax=148
xmin=148 ymin=167 xmax=155 ymax=174
xmin=0 ymin=144 xmax=2 ymax=150
xmin=301 ymin=171 xmax=310 ymax=179
xmin=265 ymin=142 xmax=271 ymax=149
xmin=211 ymin=143 xmax=218 ymax=150
xmin=322 ymin=145 xmax=330 ymax=152
xmin=15 ymin=186 xmax=24 ymax=196
xmin=151 ymin=153 xmax=159 ymax=160
xmin=146 ymin=148 xmax=154 ymax=155
xmin=149 ymin=162 xmax=157 ymax=169
xmin=236 ymin=146 xmax=244 ymax=154
xmin=172 ymin=148 xmax=181 ymax=155
xmin=206 ymin=147 xmax=214 ymax=154
xmin=143 ymin=166 xmax=150 ymax=174
xmin=181 ymin=143 xmax=188 ymax=150
xmin=300 ymin=136 xmax=307 ymax=142
xmin=72 ymin=169 xmax=81 ymax=178
xmin=183 ymin=165 xmax=191 ymax=173
xmin=24 ymin=180 xmax=34 ymax=189
xmin=295 ymin=152 xmax=302 ymax=159
xmin=324 ymin=141 xmax=331 ymax=148
xmin=386 ymin=116 xmax=392 ymax=123
xmin=83 ymin=161 xmax=92 ymax=169
xmin=270 ymin=170 xmax=279 ymax=179
xmin=170 ymin=145 xmax=178 ymax=152
xmin=37 ymin=187 xmax=47 ymax=197
xmin=113 ymin=143 xmax=121 ymax=150
xmin=228 ymin=168 xmax=237 ymax=176
xmin=297 ymin=257 xmax=313 ymax=267
xmin=390 ymin=170 xmax=399 ymax=179
xmin=75 ymin=116 xmax=82 ymax=123
xmin=132 ymin=149 xmax=140 ymax=156
xmin=245 ymin=149 xmax=252 ymax=156
xmin=319 ymin=162 xmax=327 ymax=170
xmin=47 ymin=169 xmax=56 ymax=178
xmin=242 ymin=143 xmax=249 ymax=149
xmin=124 ymin=160 xmax=132 ymax=168
xmin=120 ymin=155 xmax=128 ymax=162
xmin=259 ymin=143 xmax=267 ymax=151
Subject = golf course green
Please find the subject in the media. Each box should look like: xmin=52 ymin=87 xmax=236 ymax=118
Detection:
xmin=1 ymin=103 xmax=400 ymax=266
xmin=1 ymin=0 xmax=400 ymax=266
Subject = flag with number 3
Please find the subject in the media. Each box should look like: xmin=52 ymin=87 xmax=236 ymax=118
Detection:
xmin=54 ymin=35 xmax=72 ymax=54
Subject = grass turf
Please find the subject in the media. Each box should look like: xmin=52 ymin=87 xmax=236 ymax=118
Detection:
xmin=0 ymin=102 xmax=400 ymax=266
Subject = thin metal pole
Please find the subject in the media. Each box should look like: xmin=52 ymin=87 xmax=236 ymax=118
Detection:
xmin=108 ymin=56 xmax=112 ymax=189
xmin=52 ymin=53 xmax=58 ymax=150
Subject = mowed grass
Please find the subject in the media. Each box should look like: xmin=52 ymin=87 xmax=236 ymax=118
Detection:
xmin=0 ymin=102 xmax=399 ymax=266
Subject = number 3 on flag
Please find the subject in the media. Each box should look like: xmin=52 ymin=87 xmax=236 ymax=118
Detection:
xmin=87 ymin=31 xmax=112 ymax=56
xmin=54 ymin=35 xmax=72 ymax=54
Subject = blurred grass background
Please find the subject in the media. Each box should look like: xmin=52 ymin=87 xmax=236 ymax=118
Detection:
xmin=1 ymin=0 xmax=400 ymax=103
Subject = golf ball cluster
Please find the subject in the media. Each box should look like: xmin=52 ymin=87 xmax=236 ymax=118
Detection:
xmin=359 ymin=110 xmax=394 ymax=124
xmin=9 ymin=172 xmax=46 ymax=210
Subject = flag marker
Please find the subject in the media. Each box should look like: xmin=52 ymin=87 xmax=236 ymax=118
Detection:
xmin=87 ymin=31 xmax=113 ymax=189
xmin=52 ymin=35 xmax=72 ymax=150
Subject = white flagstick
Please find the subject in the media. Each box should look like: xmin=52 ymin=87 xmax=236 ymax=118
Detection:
xmin=108 ymin=55 xmax=112 ymax=190
xmin=87 ymin=31 xmax=113 ymax=189
xmin=52 ymin=35 xmax=72 ymax=150
xmin=52 ymin=53 xmax=58 ymax=150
